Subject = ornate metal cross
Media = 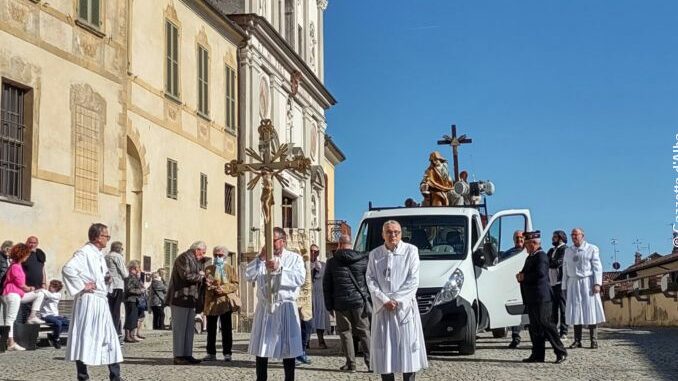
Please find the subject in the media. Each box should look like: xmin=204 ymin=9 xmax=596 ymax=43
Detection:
xmin=225 ymin=119 xmax=311 ymax=310
xmin=437 ymin=124 xmax=472 ymax=182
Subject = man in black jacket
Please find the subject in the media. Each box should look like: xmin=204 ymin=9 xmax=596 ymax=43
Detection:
xmin=323 ymin=234 xmax=371 ymax=372
xmin=547 ymin=230 xmax=568 ymax=339
xmin=516 ymin=231 xmax=567 ymax=364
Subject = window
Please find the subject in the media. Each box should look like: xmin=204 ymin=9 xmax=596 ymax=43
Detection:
xmin=200 ymin=173 xmax=207 ymax=209
xmin=73 ymin=103 xmax=101 ymax=213
xmin=197 ymin=45 xmax=209 ymax=117
xmin=0 ymin=82 xmax=31 ymax=202
xmin=163 ymin=239 xmax=178 ymax=269
xmin=78 ymin=0 xmax=101 ymax=29
xmin=166 ymin=158 xmax=177 ymax=199
xmin=165 ymin=20 xmax=180 ymax=99
xmin=298 ymin=26 xmax=304 ymax=59
xmin=225 ymin=65 xmax=236 ymax=132
xmin=224 ymin=182 xmax=234 ymax=215
xmin=282 ymin=196 xmax=294 ymax=228
xmin=284 ymin=0 xmax=294 ymax=46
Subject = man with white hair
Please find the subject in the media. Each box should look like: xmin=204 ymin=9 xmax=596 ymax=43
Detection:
xmin=367 ymin=220 xmax=427 ymax=381
xmin=562 ymin=228 xmax=605 ymax=349
xmin=165 ymin=241 xmax=207 ymax=365
xmin=516 ymin=231 xmax=567 ymax=364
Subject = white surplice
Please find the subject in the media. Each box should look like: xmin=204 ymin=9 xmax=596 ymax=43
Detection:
xmin=311 ymin=260 xmax=331 ymax=330
xmin=247 ymin=249 xmax=306 ymax=359
xmin=62 ymin=243 xmax=123 ymax=365
xmin=367 ymin=242 xmax=428 ymax=375
xmin=562 ymin=241 xmax=606 ymax=325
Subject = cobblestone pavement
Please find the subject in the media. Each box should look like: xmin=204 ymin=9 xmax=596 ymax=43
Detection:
xmin=1 ymin=327 xmax=677 ymax=381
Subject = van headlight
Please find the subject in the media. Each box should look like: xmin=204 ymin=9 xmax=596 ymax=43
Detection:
xmin=434 ymin=269 xmax=464 ymax=306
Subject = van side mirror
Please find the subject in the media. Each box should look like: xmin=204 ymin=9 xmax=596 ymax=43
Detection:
xmin=473 ymin=249 xmax=486 ymax=268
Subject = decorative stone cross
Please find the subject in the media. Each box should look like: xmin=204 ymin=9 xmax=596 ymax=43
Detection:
xmin=437 ymin=124 xmax=472 ymax=182
xmin=225 ymin=119 xmax=311 ymax=310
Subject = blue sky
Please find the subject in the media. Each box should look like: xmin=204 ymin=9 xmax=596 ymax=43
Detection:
xmin=323 ymin=0 xmax=678 ymax=270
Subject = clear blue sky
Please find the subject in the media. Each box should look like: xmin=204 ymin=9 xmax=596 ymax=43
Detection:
xmin=323 ymin=0 xmax=678 ymax=270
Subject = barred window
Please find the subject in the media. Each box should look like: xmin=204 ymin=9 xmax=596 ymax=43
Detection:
xmin=167 ymin=158 xmax=178 ymax=199
xmin=73 ymin=104 xmax=100 ymax=214
xmin=225 ymin=65 xmax=236 ymax=132
xmin=224 ymin=182 xmax=234 ymax=215
xmin=0 ymin=82 xmax=31 ymax=202
xmin=165 ymin=20 xmax=180 ymax=99
xmin=197 ymin=45 xmax=209 ymax=117
xmin=200 ymin=173 xmax=207 ymax=209
xmin=78 ymin=0 xmax=101 ymax=29
xmin=163 ymin=239 xmax=178 ymax=269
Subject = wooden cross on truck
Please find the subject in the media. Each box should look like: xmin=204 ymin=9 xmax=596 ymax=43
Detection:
xmin=437 ymin=124 xmax=472 ymax=182
xmin=225 ymin=119 xmax=311 ymax=311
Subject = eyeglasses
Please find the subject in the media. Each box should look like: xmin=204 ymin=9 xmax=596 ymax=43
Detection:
xmin=101 ymin=235 xmax=111 ymax=239
xmin=385 ymin=230 xmax=401 ymax=236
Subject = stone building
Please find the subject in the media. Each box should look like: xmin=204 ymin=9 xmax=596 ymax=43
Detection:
xmin=0 ymin=0 xmax=244 ymax=279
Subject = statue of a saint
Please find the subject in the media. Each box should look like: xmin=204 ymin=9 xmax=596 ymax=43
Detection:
xmin=420 ymin=151 xmax=455 ymax=206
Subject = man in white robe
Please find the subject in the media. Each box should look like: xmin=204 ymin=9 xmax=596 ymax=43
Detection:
xmin=247 ymin=227 xmax=305 ymax=381
xmin=62 ymin=223 xmax=123 ymax=381
xmin=562 ymin=227 xmax=606 ymax=349
xmin=367 ymin=220 xmax=427 ymax=381
xmin=310 ymin=244 xmax=331 ymax=348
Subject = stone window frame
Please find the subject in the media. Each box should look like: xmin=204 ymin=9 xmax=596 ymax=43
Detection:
xmin=0 ymin=79 xmax=33 ymax=205
xmin=224 ymin=182 xmax=235 ymax=215
xmin=199 ymin=172 xmax=208 ymax=209
xmin=75 ymin=0 xmax=105 ymax=38
xmin=196 ymin=44 xmax=210 ymax=119
xmin=164 ymin=19 xmax=181 ymax=102
xmin=224 ymin=63 xmax=236 ymax=133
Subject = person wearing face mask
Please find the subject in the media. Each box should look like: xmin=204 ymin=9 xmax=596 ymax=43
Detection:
xmin=202 ymin=246 xmax=239 ymax=362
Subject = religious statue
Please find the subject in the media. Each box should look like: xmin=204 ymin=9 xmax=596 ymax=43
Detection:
xmin=420 ymin=151 xmax=455 ymax=206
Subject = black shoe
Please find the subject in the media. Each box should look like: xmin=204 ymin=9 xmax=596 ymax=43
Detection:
xmin=48 ymin=334 xmax=62 ymax=349
xmin=508 ymin=340 xmax=520 ymax=349
xmin=591 ymin=342 xmax=599 ymax=349
xmin=569 ymin=341 xmax=582 ymax=349
xmin=339 ymin=363 xmax=356 ymax=372
xmin=555 ymin=354 xmax=567 ymax=364
xmin=522 ymin=356 xmax=545 ymax=363
xmin=173 ymin=357 xmax=191 ymax=365
xmin=185 ymin=356 xmax=202 ymax=364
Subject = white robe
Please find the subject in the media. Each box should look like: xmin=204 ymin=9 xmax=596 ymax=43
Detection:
xmin=367 ymin=242 xmax=428 ymax=375
xmin=562 ymin=241 xmax=606 ymax=325
xmin=247 ymin=249 xmax=306 ymax=359
xmin=311 ymin=260 xmax=331 ymax=331
xmin=62 ymin=243 xmax=123 ymax=365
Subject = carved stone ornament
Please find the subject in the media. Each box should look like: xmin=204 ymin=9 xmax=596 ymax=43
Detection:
xmin=70 ymin=83 xmax=105 ymax=114
xmin=9 ymin=1 xmax=29 ymax=24
xmin=164 ymin=2 xmax=179 ymax=23
xmin=290 ymin=70 xmax=302 ymax=97
xmin=310 ymin=124 xmax=318 ymax=161
xmin=197 ymin=27 xmax=209 ymax=49
xmin=317 ymin=0 xmax=329 ymax=11
xmin=309 ymin=22 xmax=317 ymax=66
xmin=259 ymin=76 xmax=270 ymax=120
xmin=310 ymin=165 xmax=325 ymax=189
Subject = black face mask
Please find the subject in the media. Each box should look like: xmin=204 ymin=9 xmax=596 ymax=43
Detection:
xmin=552 ymin=239 xmax=559 ymax=247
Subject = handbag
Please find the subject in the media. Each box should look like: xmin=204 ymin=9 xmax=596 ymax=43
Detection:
xmin=226 ymin=292 xmax=241 ymax=313
xmin=137 ymin=294 xmax=148 ymax=311
xmin=346 ymin=270 xmax=372 ymax=318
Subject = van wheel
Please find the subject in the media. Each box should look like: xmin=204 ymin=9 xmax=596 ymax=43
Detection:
xmin=492 ymin=327 xmax=508 ymax=338
xmin=458 ymin=312 xmax=476 ymax=355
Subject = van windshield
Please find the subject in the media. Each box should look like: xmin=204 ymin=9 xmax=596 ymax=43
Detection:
xmin=354 ymin=215 xmax=468 ymax=260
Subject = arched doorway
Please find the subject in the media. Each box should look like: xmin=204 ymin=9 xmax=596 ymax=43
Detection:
xmin=125 ymin=137 xmax=143 ymax=263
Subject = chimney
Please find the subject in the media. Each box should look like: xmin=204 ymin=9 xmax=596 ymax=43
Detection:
xmin=634 ymin=252 xmax=642 ymax=264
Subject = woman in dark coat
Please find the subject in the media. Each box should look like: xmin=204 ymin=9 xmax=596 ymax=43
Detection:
xmin=150 ymin=268 xmax=168 ymax=330
xmin=123 ymin=260 xmax=144 ymax=343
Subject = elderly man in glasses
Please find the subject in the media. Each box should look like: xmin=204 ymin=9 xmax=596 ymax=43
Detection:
xmin=366 ymin=220 xmax=428 ymax=381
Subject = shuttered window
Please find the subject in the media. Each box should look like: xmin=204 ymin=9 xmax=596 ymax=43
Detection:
xmin=197 ymin=46 xmax=209 ymax=116
xmin=165 ymin=20 xmax=180 ymax=99
xmin=166 ymin=158 xmax=178 ymax=199
xmin=225 ymin=65 xmax=236 ymax=132
xmin=200 ymin=173 xmax=208 ymax=209
xmin=224 ymin=183 xmax=234 ymax=215
xmin=163 ymin=239 xmax=178 ymax=269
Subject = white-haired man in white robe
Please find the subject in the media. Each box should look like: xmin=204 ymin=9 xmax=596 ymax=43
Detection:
xmin=367 ymin=220 xmax=428 ymax=381
xmin=62 ymin=223 xmax=123 ymax=381
xmin=562 ymin=227 xmax=606 ymax=349
xmin=247 ymin=227 xmax=305 ymax=381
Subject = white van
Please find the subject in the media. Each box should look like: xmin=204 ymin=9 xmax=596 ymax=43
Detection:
xmin=354 ymin=205 xmax=532 ymax=355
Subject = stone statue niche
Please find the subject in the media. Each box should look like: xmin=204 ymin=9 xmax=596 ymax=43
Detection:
xmin=420 ymin=151 xmax=459 ymax=206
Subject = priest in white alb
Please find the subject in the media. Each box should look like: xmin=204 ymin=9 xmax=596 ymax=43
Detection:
xmin=367 ymin=220 xmax=428 ymax=381
xmin=62 ymin=223 xmax=123 ymax=381
xmin=247 ymin=227 xmax=306 ymax=381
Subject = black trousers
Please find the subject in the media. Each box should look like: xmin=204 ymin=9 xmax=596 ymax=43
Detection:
xmin=206 ymin=312 xmax=233 ymax=355
xmin=107 ymin=289 xmax=124 ymax=335
xmin=256 ymin=356 xmax=295 ymax=381
xmin=76 ymin=360 xmax=120 ymax=381
xmin=526 ymin=302 xmax=567 ymax=360
xmin=151 ymin=306 xmax=165 ymax=329
xmin=381 ymin=373 xmax=415 ymax=381
xmin=551 ymin=284 xmax=568 ymax=336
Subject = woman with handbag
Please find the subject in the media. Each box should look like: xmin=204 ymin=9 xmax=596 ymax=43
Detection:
xmin=150 ymin=269 xmax=167 ymax=330
xmin=202 ymin=246 xmax=239 ymax=362
xmin=123 ymin=260 xmax=144 ymax=343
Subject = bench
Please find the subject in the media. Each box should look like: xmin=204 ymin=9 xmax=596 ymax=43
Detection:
xmin=13 ymin=299 xmax=74 ymax=349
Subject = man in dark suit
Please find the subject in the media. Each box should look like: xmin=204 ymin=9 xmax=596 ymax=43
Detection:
xmin=516 ymin=231 xmax=567 ymax=364
xmin=547 ymin=230 xmax=568 ymax=339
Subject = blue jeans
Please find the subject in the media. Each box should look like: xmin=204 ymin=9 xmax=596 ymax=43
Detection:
xmin=43 ymin=315 xmax=70 ymax=338
xmin=297 ymin=319 xmax=312 ymax=360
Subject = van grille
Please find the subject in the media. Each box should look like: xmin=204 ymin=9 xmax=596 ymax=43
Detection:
xmin=417 ymin=288 xmax=440 ymax=314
